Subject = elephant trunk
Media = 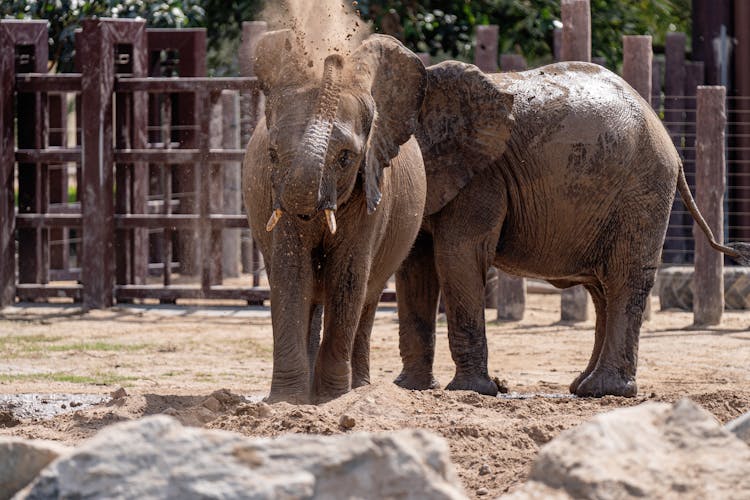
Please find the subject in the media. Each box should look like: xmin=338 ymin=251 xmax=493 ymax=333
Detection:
xmin=280 ymin=55 xmax=344 ymax=216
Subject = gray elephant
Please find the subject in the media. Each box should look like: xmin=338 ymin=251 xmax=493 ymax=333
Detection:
xmin=242 ymin=31 xmax=427 ymax=403
xmin=395 ymin=60 xmax=750 ymax=398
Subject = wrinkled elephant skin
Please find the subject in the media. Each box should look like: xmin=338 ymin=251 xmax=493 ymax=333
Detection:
xmin=243 ymin=32 xmax=427 ymax=403
xmin=396 ymin=61 xmax=750 ymax=398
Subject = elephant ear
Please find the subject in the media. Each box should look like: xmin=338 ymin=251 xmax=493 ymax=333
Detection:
xmin=417 ymin=61 xmax=515 ymax=215
xmin=348 ymin=35 xmax=428 ymax=213
xmin=254 ymin=29 xmax=312 ymax=94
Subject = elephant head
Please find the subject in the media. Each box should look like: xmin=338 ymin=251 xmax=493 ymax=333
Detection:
xmin=416 ymin=61 xmax=516 ymax=215
xmin=254 ymin=30 xmax=427 ymax=230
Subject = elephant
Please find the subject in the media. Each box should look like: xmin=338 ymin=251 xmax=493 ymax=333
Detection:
xmin=242 ymin=31 xmax=428 ymax=403
xmin=394 ymin=60 xmax=750 ymax=398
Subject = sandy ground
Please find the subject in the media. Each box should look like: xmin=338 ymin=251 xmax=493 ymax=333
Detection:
xmin=1 ymin=293 xmax=749 ymax=498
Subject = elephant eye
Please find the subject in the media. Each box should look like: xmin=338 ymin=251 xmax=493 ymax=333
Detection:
xmin=337 ymin=150 xmax=353 ymax=169
xmin=268 ymin=148 xmax=279 ymax=164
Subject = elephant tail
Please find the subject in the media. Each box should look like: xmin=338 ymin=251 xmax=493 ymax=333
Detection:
xmin=677 ymin=164 xmax=750 ymax=265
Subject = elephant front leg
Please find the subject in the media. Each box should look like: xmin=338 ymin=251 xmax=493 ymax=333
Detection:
xmin=394 ymin=232 xmax=441 ymax=390
xmin=266 ymin=231 xmax=317 ymax=403
xmin=434 ymin=243 xmax=499 ymax=397
xmin=313 ymin=254 xmax=370 ymax=403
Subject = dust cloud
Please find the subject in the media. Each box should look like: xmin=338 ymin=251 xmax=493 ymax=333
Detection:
xmin=261 ymin=0 xmax=370 ymax=72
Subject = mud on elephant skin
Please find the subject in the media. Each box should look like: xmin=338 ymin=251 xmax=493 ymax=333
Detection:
xmin=242 ymin=31 xmax=427 ymax=403
xmin=395 ymin=60 xmax=750 ymax=398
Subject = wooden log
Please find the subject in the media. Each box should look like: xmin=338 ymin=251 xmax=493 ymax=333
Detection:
xmin=222 ymin=91 xmax=241 ymax=278
xmin=560 ymin=0 xmax=590 ymax=322
xmin=560 ymin=0 xmax=591 ymax=62
xmin=561 ymin=286 xmax=589 ymax=322
xmin=500 ymin=54 xmax=527 ymax=72
xmin=496 ymin=272 xmax=526 ymax=321
xmin=475 ymin=25 xmax=499 ymax=73
xmin=693 ymin=86 xmax=726 ymax=326
xmin=622 ymin=35 xmax=652 ymax=101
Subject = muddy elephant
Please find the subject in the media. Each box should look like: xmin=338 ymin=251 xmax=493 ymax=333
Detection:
xmin=395 ymin=60 xmax=750 ymax=398
xmin=242 ymin=31 xmax=427 ymax=403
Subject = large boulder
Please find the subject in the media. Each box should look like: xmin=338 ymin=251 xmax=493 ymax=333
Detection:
xmin=727 ymin=411 xmax=750 ymax=446
xmin=17 ymin=415 xmax=465 ymax=500
xmin=0 ymin=437 xmax=70 ymax=500
xmin=506 ymin=399 xmax=750 ymax=499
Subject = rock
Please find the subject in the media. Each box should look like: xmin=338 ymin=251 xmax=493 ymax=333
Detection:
xmin=505 ymin=399 xmax=750 ymax=499
xmin=0 ymin=437 xmax=70 ymax=499
xmin=478 ymin=464 xmax=491 ymax=476
xmin=201 ymin=396 xmax=222 ymax=413
xmin=109 ymin=387 xmax=128 ymax=400
xmin=339 ymin=414 xmax=356 ymax=430
xmin=476 ymin=487 xmax=489 ymax=496
xmin=726 ymin=411 xmax=750 ymax=446
xmin=234 ymin=402 xmax=273 ymax=419
xmin=19 ymin=415 xmax=466 ymax=500
xmin=0 ymin=410 xmax=20 ymax=428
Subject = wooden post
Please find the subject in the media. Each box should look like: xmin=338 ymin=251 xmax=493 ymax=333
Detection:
xmin=622 ymin=35 xmax=652 ymax=101
xmin=240 ymin=21 xmax=267 ymax=286
xmin=664 ymin=32 xmax=687 ymax=264
xmin=560 ymin=0 xmax=591 ymax=63
xmin=80 ymin=19 xmax=147 ymax=309
xmin=553 ymin=27 xmax=562 ymax=62
xmin=693 ymin=86 xmax=726 ymax=326
xmin=222 ymin=90 xmax=241 ymax=278
xmin=497 ymin=273 xmax=525 ymax=321
xmin=15 ymin=22 xmax=49 ymax=289
xmin=500 ymin=54 xmax=527 ymax=72
xmin=622 ymin=34 xmax=654 ymax=320
xmin=0 ymin=24 xmax=17 ymax=307
xmin=651 ymin=59 xmax=663 ymax=111
xmin=475 ymin=25 xmax=499 ymax=73
xmin=560 ymin=0 xmax=590 ymax=322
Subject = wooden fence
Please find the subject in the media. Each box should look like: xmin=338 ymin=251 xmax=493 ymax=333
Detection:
xmin=1 ymin=18 xmax=270 ymax=309
xmin=0 ymin=3 xmax=739 ymax=325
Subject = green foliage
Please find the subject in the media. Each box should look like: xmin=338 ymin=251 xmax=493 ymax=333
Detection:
xmin=2 ymin=0 xmax=691 ymax=72
xmin=359 ymin=0 xmax=691 ymax=67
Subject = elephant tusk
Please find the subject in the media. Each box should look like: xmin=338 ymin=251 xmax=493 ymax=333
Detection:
xmin=265 ymin=209 xmax=283 ymax=232
xmin=324 ymin=209 xmax=337 ymax=235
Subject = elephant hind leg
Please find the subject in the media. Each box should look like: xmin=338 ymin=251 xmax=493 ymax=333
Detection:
xmin=575 ymin=267 xmax=656 ymax=398
xmin=394 ymin=232 xmax=441 ymax=391
xmin=569 ymin=283 xmax=606 ymax=394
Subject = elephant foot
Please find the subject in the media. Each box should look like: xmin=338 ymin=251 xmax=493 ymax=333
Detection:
xmin=351 ymin=377 xmax=371 ymax=390
xmin=445 ymin=374 xmax=499 ymax=396
xmin=568 ymin=370 xmax=592 ymax=395
xmin=574 ymin=369 xmax=637 ymax=398
xmin=394 ymin=370 xmax=440 ymax=391
xmin=266 ymin=391 xmax=310 ymax=405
